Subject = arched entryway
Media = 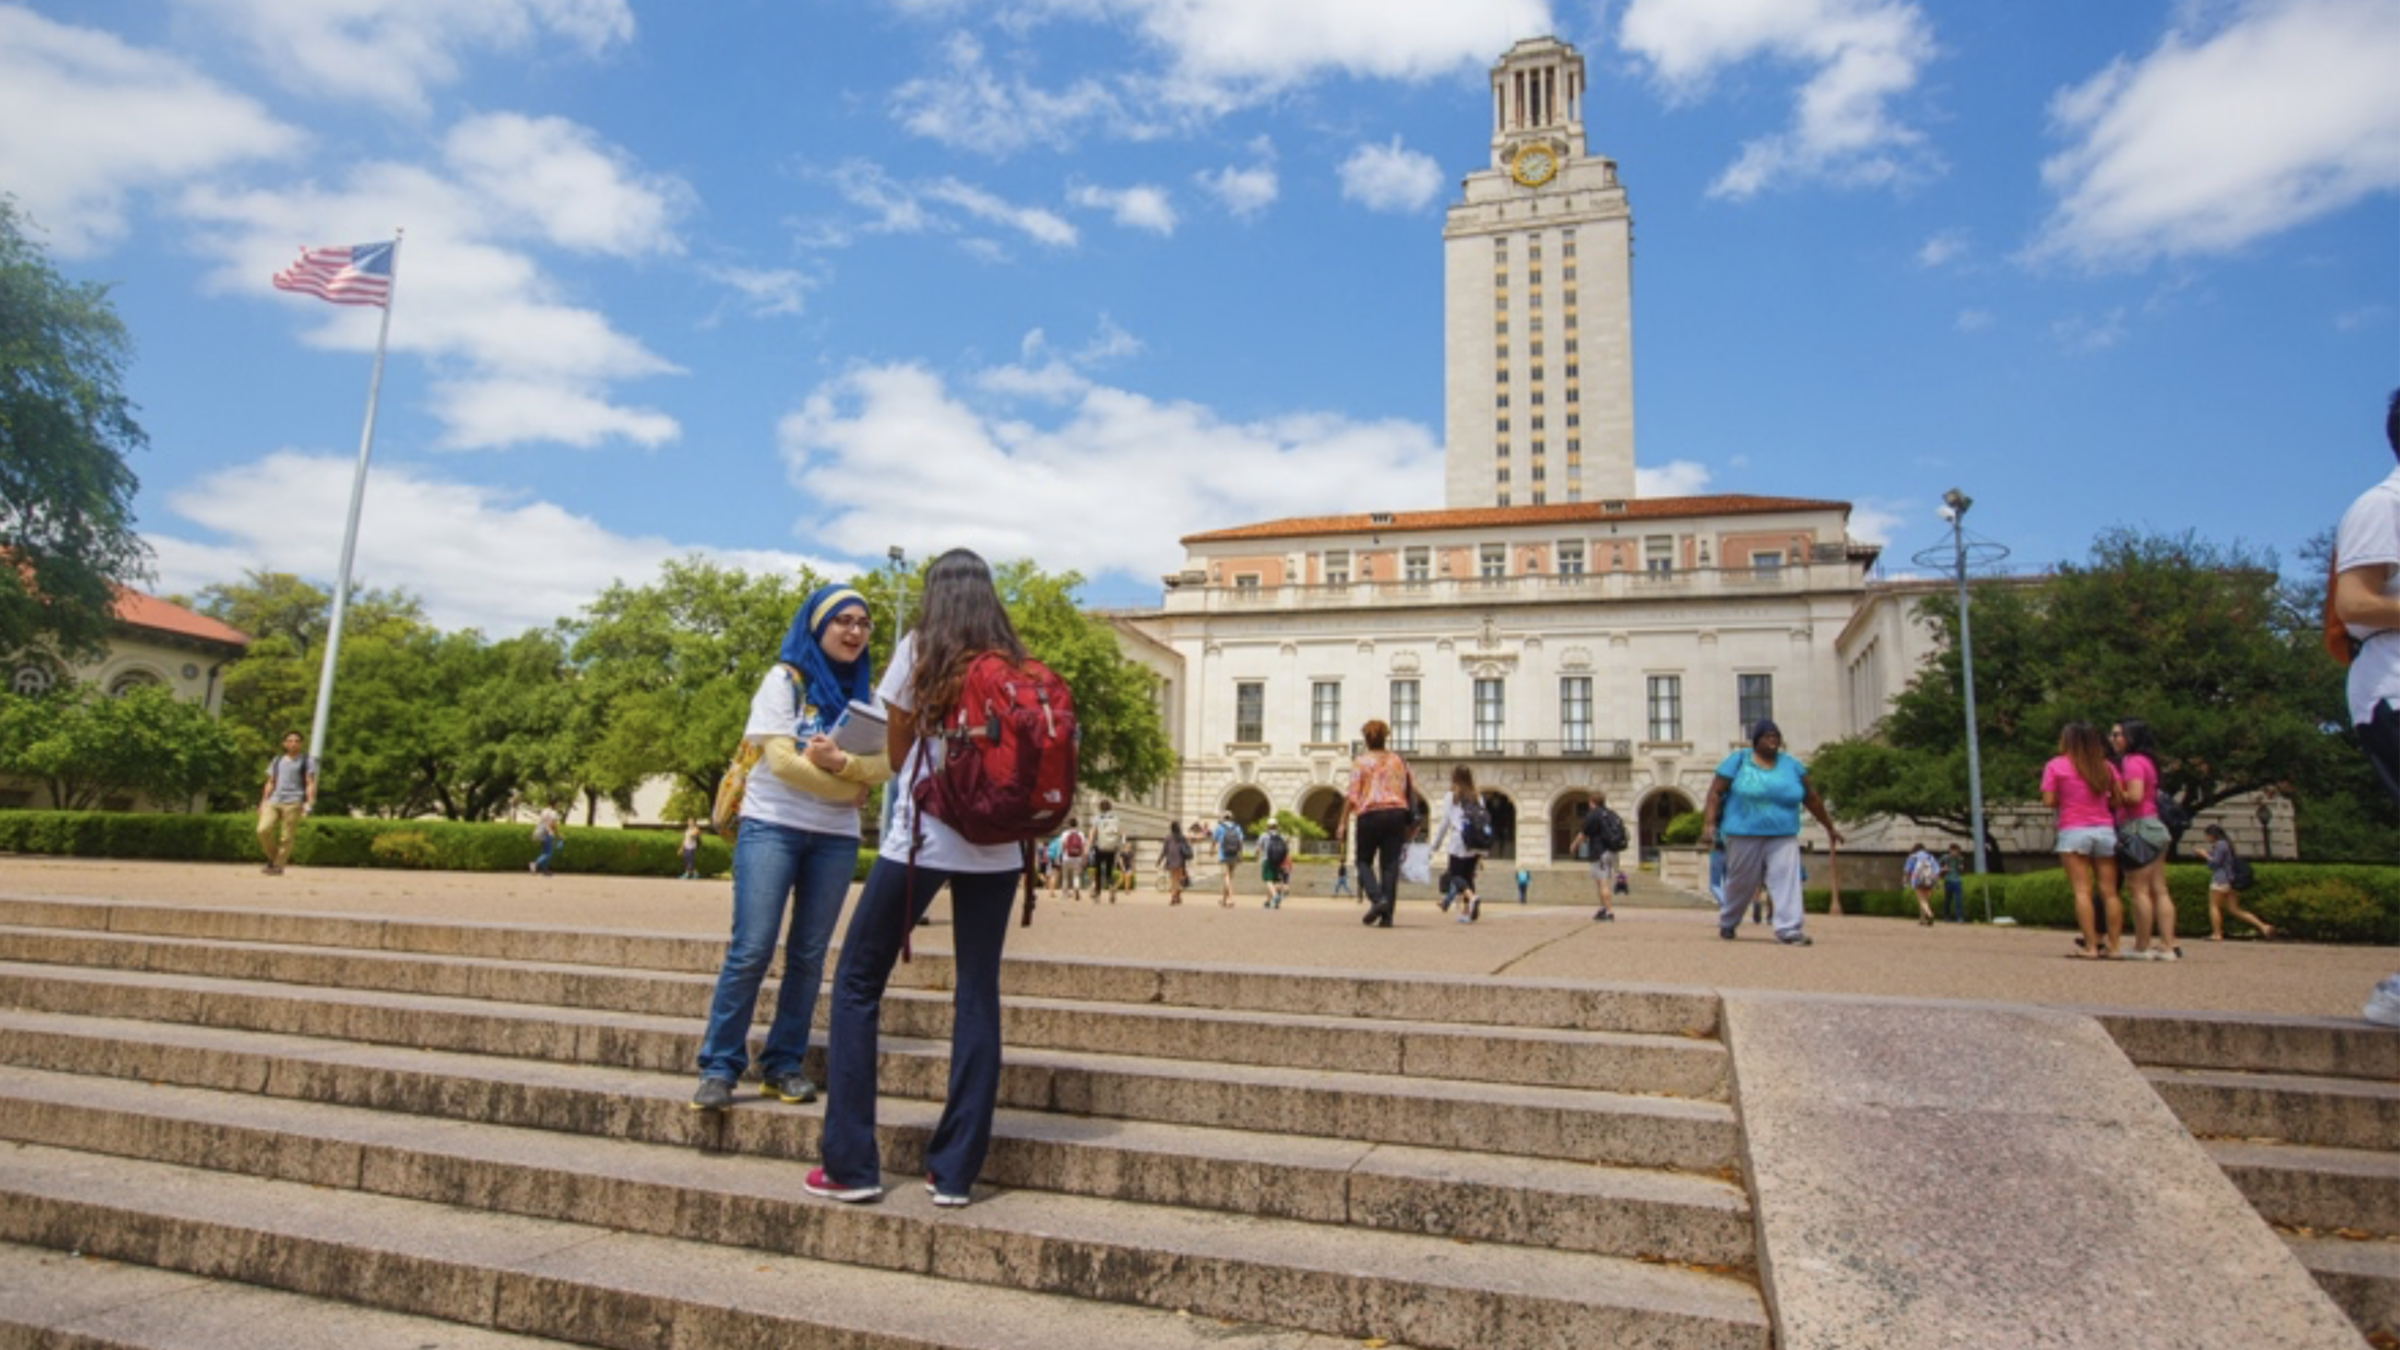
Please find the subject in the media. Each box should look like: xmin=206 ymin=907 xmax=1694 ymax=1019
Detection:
xmin=1550 ymin=790 xmax=1598 ymax=861
xmin=1297 ymin=786 xmax=1344 ymax=854
xmin=1221 ymin=786 xmax=1272 ymax=830
xmin=1636 ymin=789 xmax=1696 ymax=858
xmin=1477 ymin=791 xmax=1518 ymax=860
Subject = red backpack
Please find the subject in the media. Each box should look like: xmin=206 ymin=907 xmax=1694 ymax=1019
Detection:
xmin=904 ymin=652 xmax=1079 ymax=946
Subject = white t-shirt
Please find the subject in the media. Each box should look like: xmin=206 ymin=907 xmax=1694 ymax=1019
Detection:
xmin=1437 ymin=791 xmax=1484 ymax=859
xmin=740 ymin=665 xmax=866 ymax=837
xmin=881 ymin=633 xmax=1025 ymax=873
xmin=2336 ymin=468 xmax=2400 ymax=727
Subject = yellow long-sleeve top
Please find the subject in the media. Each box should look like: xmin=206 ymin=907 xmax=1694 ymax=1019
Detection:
xmin=757 ymin=735 xmax=892 ymax=801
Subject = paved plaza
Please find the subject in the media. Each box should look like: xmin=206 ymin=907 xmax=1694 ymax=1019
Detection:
xmin=5 ymin=855 xmax=2389 ymax=1022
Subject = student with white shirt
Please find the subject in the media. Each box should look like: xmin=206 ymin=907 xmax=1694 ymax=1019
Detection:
xmin=808 ymin=549 xmax=1032 ymax=1209
xmin=690 ymin=585 xmax=889 ymax=1113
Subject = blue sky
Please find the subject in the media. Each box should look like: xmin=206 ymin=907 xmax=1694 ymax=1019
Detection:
xmin=3 ymin=0 xmax=2395 ymax=635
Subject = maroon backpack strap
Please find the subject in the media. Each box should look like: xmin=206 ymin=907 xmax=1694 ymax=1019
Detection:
xmin=1020 ymin=839 xmax=1037 ymax=928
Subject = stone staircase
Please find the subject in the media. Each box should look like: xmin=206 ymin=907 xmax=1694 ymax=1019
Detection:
xmin=2105 ymin=1008 xmax=2400 ymax=1341
xmin=0 ymin=896 xmax=1768 ymax=1350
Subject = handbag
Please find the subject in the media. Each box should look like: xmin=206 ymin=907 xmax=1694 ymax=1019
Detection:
xmin=2115 ymin=823 xmax=2162 ymax=871
xmin=1400 ymin=842 xmax=1433 ymax=886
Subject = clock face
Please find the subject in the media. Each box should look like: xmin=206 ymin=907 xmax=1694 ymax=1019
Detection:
xmin=1511 ymin=145 xmax=1558 ymax=188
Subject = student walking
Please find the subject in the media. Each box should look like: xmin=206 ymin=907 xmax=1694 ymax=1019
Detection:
xmin=1904 ymin=843 xmax=1940 ymax=926
xmin=256 ymin=731 xmax=315 ymax=876
xmin=530 ymin=803 xmax=564 ymax=876
xmin=691 ymin=584 xmax=888 ymax=1113
xmin=1212 ymin=813 xmax=1243 ymax=907
xmin=1432 ymin=765 xmax=1489 ymax=923
xmin=808 ymin=550 xmax=1039 ymax=1209
xmin=2193 ymin=825 xmax=2274 ymax=942
xmin=1335 ymin=720 xmax=1415 ymax=928
xmin=1158 ymin=824 xmax=1192 ymax=905
xmin=1701 ymin=720 xmax=1842 ymax=946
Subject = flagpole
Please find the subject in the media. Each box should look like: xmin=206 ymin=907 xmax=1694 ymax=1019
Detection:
xmin=305 ymin=229 xmax=402 ymax=770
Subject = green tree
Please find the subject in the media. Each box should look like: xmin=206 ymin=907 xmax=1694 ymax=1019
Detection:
xmin=1812 ymin=529 xmax=2351 ymax=859
xmin=991 ymin=560 xmax=1176 ymax=802
xmin=0 ymin=198 xmax=149 ymax=661
xmin=0 ymin=681 xmax=242 ymax=810
xmin=567 ymin=557 xmax=818 ymax=812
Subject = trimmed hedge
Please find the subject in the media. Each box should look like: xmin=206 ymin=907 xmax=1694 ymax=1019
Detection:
xmin=0 ymin=810 xmax=732 ymax=880
xmin=1806 ymin=863 xmax=2400 ymax=944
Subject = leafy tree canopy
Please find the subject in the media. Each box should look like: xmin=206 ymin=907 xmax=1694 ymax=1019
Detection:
xmin=0 ymin=681 xmax=242 ymax=810
xmin=1812 ymin=528 xmax=2361 ymax=859
xmin=0 ymin=197 xmax=148 ymax=661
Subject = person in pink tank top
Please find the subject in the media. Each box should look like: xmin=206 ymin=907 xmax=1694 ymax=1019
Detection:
xmin=2042 ymin=722 xmax=2123 ymax=959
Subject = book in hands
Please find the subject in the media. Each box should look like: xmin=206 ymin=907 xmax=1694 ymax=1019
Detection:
xmin=830 ymin=700 xmax=887 ymax=755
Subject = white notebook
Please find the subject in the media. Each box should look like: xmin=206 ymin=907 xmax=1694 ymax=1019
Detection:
xmin=830 ymin=699 xmax=887 ymax=755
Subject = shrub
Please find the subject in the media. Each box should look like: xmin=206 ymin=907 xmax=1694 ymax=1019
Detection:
xmin=1661 ymin=811 xmax=1703 ymax=846
xmin=1994 ymin=862 xmax=2399 ymax=944
xmin=2252 ymin=877 xmax=2388 ymax=945
xmin=0 ymin=810 xmax=735 ymax=879
xmin=368 ymin=831 xmax=441 ymax=869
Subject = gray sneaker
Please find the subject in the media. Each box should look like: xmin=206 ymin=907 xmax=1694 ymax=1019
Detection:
xmin=690 ymin=1077 xmax=735 ymax=1111
xmin=761 ymin=1075 xmax=817 ymax=1104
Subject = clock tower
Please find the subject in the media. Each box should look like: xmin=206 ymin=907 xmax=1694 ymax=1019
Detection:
xmin=1442 ymin=37 xmax=1635 ymax=508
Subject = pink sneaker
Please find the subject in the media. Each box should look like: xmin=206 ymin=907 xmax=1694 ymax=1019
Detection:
xmin=802 ymin=1168 xmax=884 ymax=1204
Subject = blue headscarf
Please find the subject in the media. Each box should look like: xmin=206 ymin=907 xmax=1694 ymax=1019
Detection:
xmin=778 ymin=585 xmax=873 ymax=733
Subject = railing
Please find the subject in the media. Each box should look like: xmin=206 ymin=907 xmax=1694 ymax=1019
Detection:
xmin=1372 ymin=738 xmax=1632 ymax=761
xmin=1168 ymin=561 xmax=1853 ymax=613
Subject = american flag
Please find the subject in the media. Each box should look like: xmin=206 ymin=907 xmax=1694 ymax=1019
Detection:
xmin=271 ymin=240 xmax=395 ymax=307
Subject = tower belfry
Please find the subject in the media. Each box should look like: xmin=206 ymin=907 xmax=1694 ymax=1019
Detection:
xmin=1443 ymin=37 xmax=1635 ymax=508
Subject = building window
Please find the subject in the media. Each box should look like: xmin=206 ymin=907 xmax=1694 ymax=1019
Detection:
xmin=1235 ymin=681 xmax=1265 ymax=743
xmin=1391 ymin=679 xmax=1421 ymax=751
xmin=1530 ymin=415 xmax=1545 ymax=431
xmin=1564 ymin=265 xmax=1577 ymax=282
xmin=1561 ymin=676 xmax=1593 ymax=752
xmin=1644 ymin=536 xmax=1675 ymax=575
xmin=1565 ymin=338 xmax=1579 ymax=354
xmin=1312 ymin=681 xmax=1342 ymax=743
xmin=1528 ymin=269 xmax=1543 ymax=285
xmin=1565 ymin=387 xmax=1579 ymax=403
xmin=1495 ymin=321 xmax=1509 ymax=336
xmin=1474 ymin=678 xmax=1506 ymax=752
xmin=1647 ymin=675 xmax=1683 ymax=743
xmin=1529 ymin=341 xmax=1544 ymax=357
xmin=1495 ymin=418 xmax=1510 ymax=434
xmin=1479 ymin=544 xmax=1506 ymax=578
xmin=1495 ymin=393 xmax=1510 ymax=408
xmin=1323 ymin=549 xmax=1350 ymax=586
xmin=1530 ymin=390 xmax=1545 ymax=405
xmin=1738 ymin=674 xmax=1775 ymax=731
xmin=1557 ymin=541 xmax=1586 ymax=575
xmin=1494 ymin=293 xmax=1508 ymax=311
xmin=1528 ymin=291 xmax=1543 ymax=309
xmin=1403 ymin=547 xmax=1431 ymax=582
xmin=1750 ymin=551 xmax=1783 ymax=577
xmin=12 ymin=665 xmax=53 ymax=696
xmin=1496 ymin=368 xmax=1510 ymax=383
xmin=1233 ymin=573 xmax=1261 ymax=589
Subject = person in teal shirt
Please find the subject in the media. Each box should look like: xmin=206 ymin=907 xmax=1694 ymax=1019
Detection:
xmin=1515 ymin=865 xmax=1531 ymax=904
xmin=1699 ymin=720 xmax=1843 ymax=946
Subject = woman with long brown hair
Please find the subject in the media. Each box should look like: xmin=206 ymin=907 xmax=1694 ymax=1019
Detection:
xmin=2043 ymin=721 xmax=2124 ymax=960
xmin=808 ymin=549 xmax=1031 ymax=1209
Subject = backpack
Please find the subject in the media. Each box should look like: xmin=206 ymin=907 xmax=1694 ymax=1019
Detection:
xmin=912 ymin=652 xmax=1080 ymax=847
xmin=1909 ymin=853 xmax=1940 ymax=889
xmin=1584 ymin=805 xmax=1628 ymax=854
xmin=1063 ymin=830 xmax=1086 ymax=859
xmin=2229 ymin=853 xmax=2257 ymax=891
xmin=1459 ymin=795 xmax=1494 ymax=851
xmin=1262 ymin=832 xmax=1289 ymax=869
xmin=1093 ymin=814 xmax=1124 ymax=851
xmin=1217 ymin=824 xmax=1243 ymax=859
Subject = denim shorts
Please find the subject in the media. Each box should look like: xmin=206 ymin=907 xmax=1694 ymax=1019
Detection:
xmin=2056 ymin=826 xmax=2116 ymax=857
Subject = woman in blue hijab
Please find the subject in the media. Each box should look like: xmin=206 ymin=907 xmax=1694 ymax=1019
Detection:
xmin=690 ymin=584 xmax=891 ymax=1112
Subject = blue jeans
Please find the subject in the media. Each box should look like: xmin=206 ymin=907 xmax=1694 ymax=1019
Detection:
xmin=533 ymin=833 xmax=561 ymax=874
xmin=694 ymin=821 xmax=859 ymax=1084
xmin=819 ymin=856 xmax=1021 ymax=1195
xmin=1944 ymin=876 xmax=1964 ymax=922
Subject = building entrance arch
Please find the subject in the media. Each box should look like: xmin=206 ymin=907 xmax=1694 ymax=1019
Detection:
xmin=1637 ymin=789 xmax=1696 ymax=856
xmin=1222 ymin=786 xmax=1272 ymax=830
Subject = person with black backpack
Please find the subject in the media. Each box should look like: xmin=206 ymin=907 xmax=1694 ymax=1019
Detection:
xmin=1258 ymin=821 xmax=1291 ymax=909
xmin=809 ymin=549 xmax=1047 ymax=1210
xmin=1432 ymin=765 xmax=1491 ymax=922
xmin=2192 ymin=824 xmax=2274 ymax=942
xmin=1579 ymin=790 xmax=1629 ymax=922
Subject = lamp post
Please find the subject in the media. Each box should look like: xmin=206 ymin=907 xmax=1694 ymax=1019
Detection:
xmin=2255 ymin=801 xmax=2274 ymax=860
xmin=1914 ymin=490 xmax=2009 ymax=921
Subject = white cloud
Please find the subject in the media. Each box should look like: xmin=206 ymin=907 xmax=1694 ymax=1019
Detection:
xmin=2033 ymin=0 xmax=2400 ymax=267
xmin=1198 ymin=139 xmax=1279 ymax=219
xmin=147 ymin=451 xmax=831 ymax=635
xmin=701 ymin=264 xmax=815 ymax=320
xmin=925 ymin=179 xmax=1079 ymax=248
xmin=0 ymin=7 xmax=300 ymax=256
xmin=884 ymin=3 xmax=1547 ymax=142
xmin=1846 ymin=500 xmax=1902 ymax=546
xmin=1915 ymin=228 xmax=1967 ymax=268
xmin=1618 ymin=0 xmax=1939 ymax=198
xmin=1636 ymin=461 xmax=1715 ymax=497
xmin=1339 ymin=137 xmax=1444 ymax=213
xmin=444 ymin=113 xmax=688 ymax=257
xmin=179 ymin=0 xmax=634 ymax=114
xmin=1069 ymin=182 xmax=1179 ymax=234
xmin=2050 ymin=307 xmax=2128 ymax=354
xmin=777 ymin=360 xmax=1443 ymax=581
xmin=1954 ymin=308 xmax=1993 ymax=333
xmin=179 ymin=116 xmax=690 ymax=451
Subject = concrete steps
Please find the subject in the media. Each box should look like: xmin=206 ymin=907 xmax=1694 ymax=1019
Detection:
xmin=2109 ymin=1009 xmax=2400 ymax=1339
xmin=0 ymin=897 xmax=1765 ymax=1350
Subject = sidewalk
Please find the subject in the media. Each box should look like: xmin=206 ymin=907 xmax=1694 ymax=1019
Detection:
xmin=3 ymin=855 xmax=2390 ymax=1022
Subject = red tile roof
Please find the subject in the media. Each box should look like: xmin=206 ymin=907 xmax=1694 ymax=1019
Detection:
xmin=112 ymin=587 xmax=249 ymax=649
xmin=1180 ymin=493 xmax=1853 ymax=545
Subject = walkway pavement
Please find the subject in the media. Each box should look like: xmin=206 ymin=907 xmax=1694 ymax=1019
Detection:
xmin=4 ymin=856 xmax=2390 ymax=1022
